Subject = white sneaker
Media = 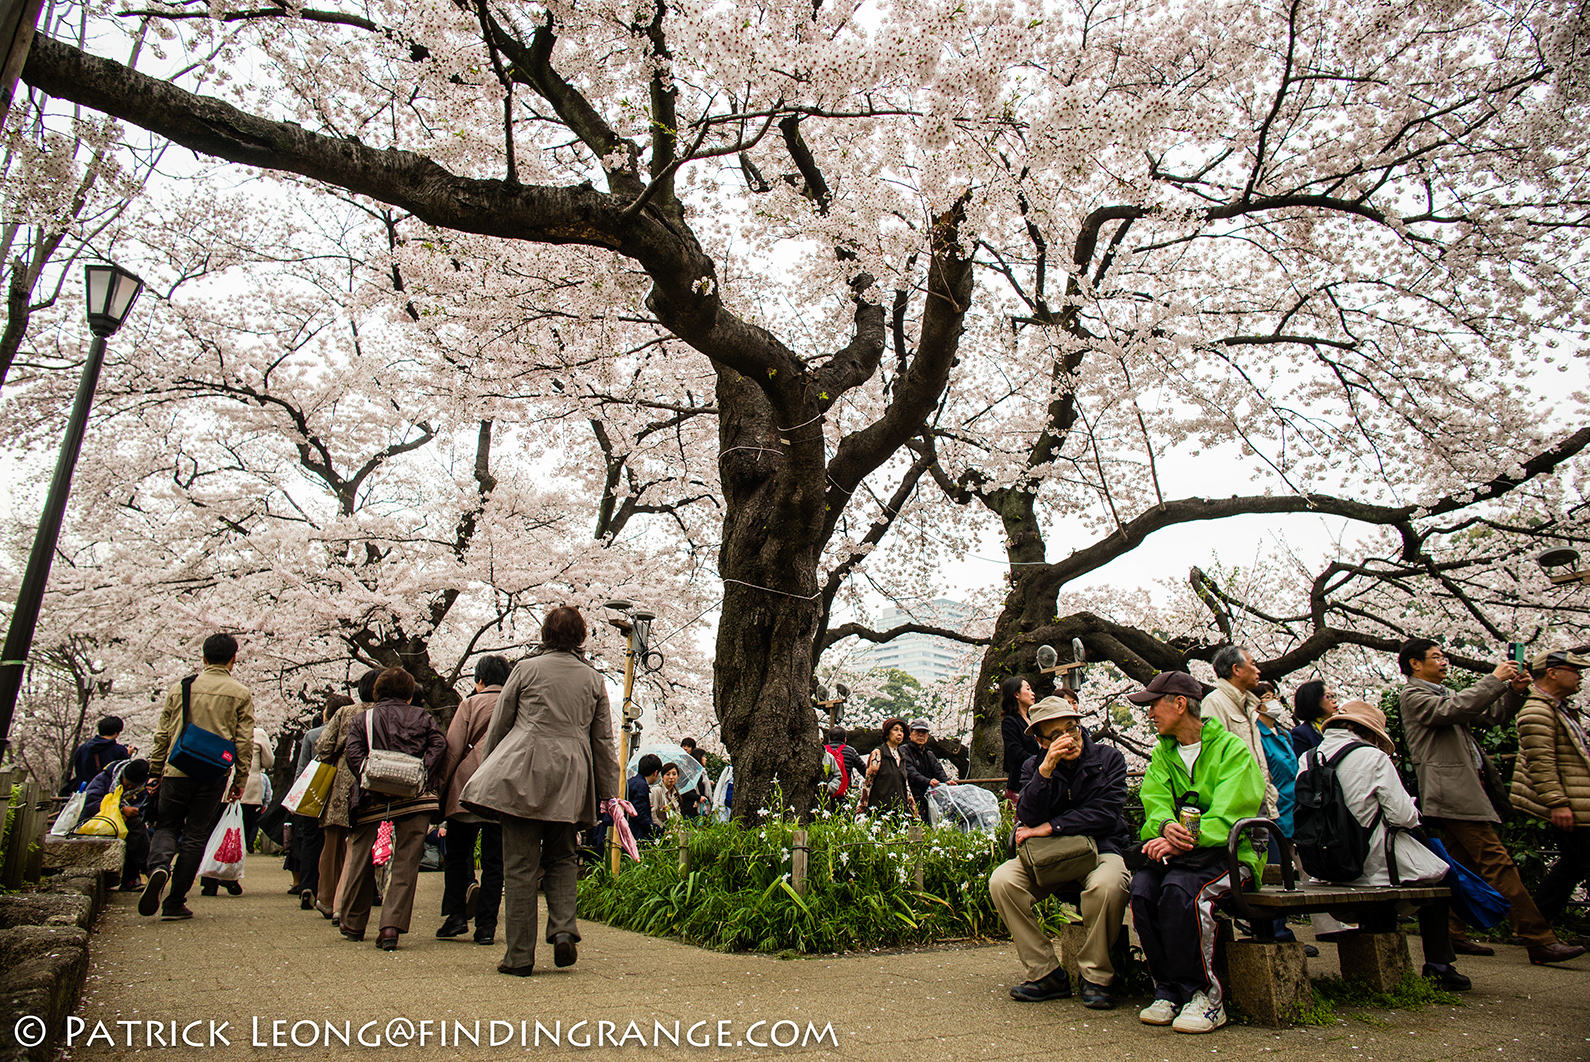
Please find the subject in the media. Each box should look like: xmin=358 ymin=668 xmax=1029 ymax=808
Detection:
xmin=1172 ymin=991 xmax=1226 ymax=1034
xmin=1139 ymin=998 xmax=1180 ymax=1025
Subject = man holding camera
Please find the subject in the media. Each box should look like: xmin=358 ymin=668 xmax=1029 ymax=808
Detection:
xmin=1399 ymin=638 xmax=1585 ymax=964
xmin=988 ymin=695 xmax=1133 ymax=1010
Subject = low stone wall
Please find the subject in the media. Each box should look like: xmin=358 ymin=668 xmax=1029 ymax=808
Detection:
xmin=0 ymin=868 xmax=108 ymax=1062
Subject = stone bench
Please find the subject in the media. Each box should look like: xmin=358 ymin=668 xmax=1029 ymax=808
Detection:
xmin=1219 ymin=817 xmax=1452 ymax=1026
xmin=41 ymin=835 xmax=126 ymax=877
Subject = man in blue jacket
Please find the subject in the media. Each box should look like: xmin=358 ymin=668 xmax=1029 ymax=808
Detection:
xmin=63 ymin=716 xmax=130 ymax=795
xmin=988 ymin=695 xmax=1133 ymax=1010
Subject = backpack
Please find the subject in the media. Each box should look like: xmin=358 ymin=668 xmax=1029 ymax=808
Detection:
xmin=1293 ymin=741 xmax=1382 ymax=882
xmin=823 ymin=745 xmax=851 ymax=800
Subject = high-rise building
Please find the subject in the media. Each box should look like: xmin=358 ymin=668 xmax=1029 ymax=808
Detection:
xmin=856 ymin=598 xmax=974 ymax=686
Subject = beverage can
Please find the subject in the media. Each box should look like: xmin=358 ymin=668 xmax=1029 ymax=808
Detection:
xmin=1178 ymin=806 xmax=1202 ymax=840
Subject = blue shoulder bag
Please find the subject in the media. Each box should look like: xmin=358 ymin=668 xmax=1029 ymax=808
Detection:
xmin=166 ymin=675 xmax=238 ymax=783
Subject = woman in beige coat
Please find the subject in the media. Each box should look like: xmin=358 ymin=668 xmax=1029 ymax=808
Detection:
xmin=314 ymin=668 xmax=379 ymax=918
xmin=462 ymin=606 xmax=620 ymax=976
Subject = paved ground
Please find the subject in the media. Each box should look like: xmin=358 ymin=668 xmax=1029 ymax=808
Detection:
xmin=59 ymin=856 xmax=1590 ymax=1061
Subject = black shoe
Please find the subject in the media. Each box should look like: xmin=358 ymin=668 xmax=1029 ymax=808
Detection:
xmin=553 ymin=932 xmax=578 ymax=968
xmin=436 ymin=918 xmax=470 ymax=939
xmin=160 ymin=903 xmax=194 ymax=921
xmin=497 ymin=962 xmax=534 ymax=977
xmin=300 ymin=889 xmax=315 ymax=911
xmin=286 ymin=884 xmax=304 ymax=895
xmin=200 ymin=886 xmax=218 ymax=897
xmin=1009 ymin=968 xmax=1072 ymax=1002
xmin=474 ymin=932 xmax=496 ymax=946
xmin=138 ymin=866 xmax=170 ymax=917
xmin=1422 ymin=963 xmax=1472 ymax=991
xmin=224 ymin=881 xmax=243 ymax=896
xmin=1451 ymin=938 xmax=1495 ymax=957
xmin=1079 ymin=978 xmax=1114 ymax=1010
xmin=474 ymin=924 xmax=497 ymax=946
xmin=464 ymin=881 xmax=480 ymax=921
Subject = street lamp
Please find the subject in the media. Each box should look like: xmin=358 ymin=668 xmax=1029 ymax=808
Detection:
xmin=0 ymin=262 xmax=143 ymax=757
xmin=1537 ymin=547 xmax=1590 ymax=587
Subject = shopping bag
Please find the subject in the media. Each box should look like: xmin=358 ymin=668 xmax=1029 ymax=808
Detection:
xmin=372 ymin=820 xmax=394 ymax=867
xmin=924 ymin=784 xmax=1003 ymax=835
xmin=50 ymin=788 xmax=88 ymax=836
xmin=283 ymin=760 xmax=336 ymax=818
xmin=73 ymin=785 xmax=128 ymax=839
xmin=198 ymin=802 xmax=247 ymax=881
xmin=1426 ymin=837 xmax=1510 ymax=929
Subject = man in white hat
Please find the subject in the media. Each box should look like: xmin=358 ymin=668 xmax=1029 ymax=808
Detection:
xmin=987 ymin=695 xmax=1133 ymax=1010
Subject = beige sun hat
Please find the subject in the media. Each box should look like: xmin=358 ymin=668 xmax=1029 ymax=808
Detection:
xmin=1322 ymin=700 xmax=1395 ymax=756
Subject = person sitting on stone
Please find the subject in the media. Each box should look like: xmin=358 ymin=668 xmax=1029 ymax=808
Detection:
xmin=77 ymin=757 xmax=151 ymax=891
xmin=988 ymin=695 xmax=1133 ymax=1010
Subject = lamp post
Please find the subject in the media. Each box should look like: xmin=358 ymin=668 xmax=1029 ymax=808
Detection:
xmin=0 ymin=262 xmax=143 ymax=757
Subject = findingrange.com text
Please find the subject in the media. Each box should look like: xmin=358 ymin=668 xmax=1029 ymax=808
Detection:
xmin=18 ymin=1015 xmax=838 ymax=1051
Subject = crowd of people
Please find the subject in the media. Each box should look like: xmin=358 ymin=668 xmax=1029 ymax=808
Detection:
xmin=57 ymin=623 xmax=1587 ymax=1010
xmin=989 ymin=640 xmax=1589 ymax=1035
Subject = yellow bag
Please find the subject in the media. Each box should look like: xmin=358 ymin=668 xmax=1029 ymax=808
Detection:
xmin=73 ymin=784 xmax=128 ymax=839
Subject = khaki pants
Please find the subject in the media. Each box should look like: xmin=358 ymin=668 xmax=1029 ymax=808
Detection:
xmin=338 ymin=814 xmax=429 ymax=936
xmin=1434 ymin=818 xmax=1557 ymax=947
xmin=317 ymin=824 xmax=348 ymax=913
xmin=989 ymin=851 xmax=1131 ymax=985
xmin=500 ymin=816 xmax=580 ymax=970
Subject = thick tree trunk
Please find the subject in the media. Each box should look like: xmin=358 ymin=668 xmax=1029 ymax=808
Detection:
xmin=711 ymin=370 xmax=824 ymax=823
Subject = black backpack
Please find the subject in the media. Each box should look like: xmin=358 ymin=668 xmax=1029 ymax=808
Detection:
xmin=1293 ymin=741 xmax=1382 ymax=882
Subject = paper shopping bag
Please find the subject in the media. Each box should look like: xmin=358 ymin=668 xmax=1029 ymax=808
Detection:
xmin=283 ymin=760 xmax=336 ymax=818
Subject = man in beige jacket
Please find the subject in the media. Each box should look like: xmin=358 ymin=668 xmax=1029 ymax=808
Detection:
xmin=140 ymin=633 xmax=254 ymax=921
xmin=1510 ymin=650 xmax=1590 ymax=929
xmin=1399 ymin=637 xmax=1585 ymax=965
xmin=1201 ymin=647 xmax=1279 ymax=818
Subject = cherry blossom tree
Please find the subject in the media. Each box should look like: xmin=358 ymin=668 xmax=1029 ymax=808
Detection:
xmin=13 ymin=0 xmax=1590 ymax=811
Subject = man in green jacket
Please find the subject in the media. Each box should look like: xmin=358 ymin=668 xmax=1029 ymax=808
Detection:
xmin=1127 ymin=671 xmax=1265 ymax=1036
xmin=139 ymin=633 xmax=254 ymax=921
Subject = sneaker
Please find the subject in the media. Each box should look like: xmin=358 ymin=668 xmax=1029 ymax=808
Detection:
xmin=1139 ymin=998 xmax=1180 ymax=1026
xmin=138 ymin=866 xmax=170 ymax=917
xmin=160 ymin=903 xmax=194 ymax=921
xmin=1172 ymin=991 xmax=1226 ymax=1034
xmin=1009 ymin=968 xmax=1072 ymax=1002
xmin=1422 ymin=963 xmax=1472 ymax=991
xmin=1079 ymin=978 xmax=1115 ymax=1010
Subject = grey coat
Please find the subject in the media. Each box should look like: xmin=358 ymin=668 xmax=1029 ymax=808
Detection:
xmin=460 ymin=650 xmax=620 ymax=828
xmin=1400 ymin=675 xmax=1524 ymax=822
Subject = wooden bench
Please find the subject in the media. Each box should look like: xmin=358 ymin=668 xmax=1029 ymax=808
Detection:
xmin=1217 ymin=817 xmax=1453 ymax=1025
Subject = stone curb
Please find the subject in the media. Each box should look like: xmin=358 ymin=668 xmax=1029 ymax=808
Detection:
xmin=0 ymin=869 xmax=107 ymax=1062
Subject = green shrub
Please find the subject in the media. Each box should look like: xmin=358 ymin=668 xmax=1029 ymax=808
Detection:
xmin=578 ymin=802 xmax=1084 ymax=954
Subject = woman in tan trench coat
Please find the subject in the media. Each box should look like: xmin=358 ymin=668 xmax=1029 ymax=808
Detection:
xmin=461 ymin=605 xmax=620 ymax=975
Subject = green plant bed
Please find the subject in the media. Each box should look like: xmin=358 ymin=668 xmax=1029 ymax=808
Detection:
xmin=577 ymin=807 xmax=1081 ymax=954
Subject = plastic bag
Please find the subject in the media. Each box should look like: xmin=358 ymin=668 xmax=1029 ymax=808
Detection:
xmin=50 ymin=788 xmax=88 ymax=836
xmin=372 ymin=820 xmax=394 ymax=867
xmin=924 ymin=784 xmax=1002 ymax=835
xmin=712 ymin=767 xmax=733 ymax=823
xmin=73 ymin=785 xmax=128 ymax=838
xmin=198 ymin=801 xmax=247 ymax=881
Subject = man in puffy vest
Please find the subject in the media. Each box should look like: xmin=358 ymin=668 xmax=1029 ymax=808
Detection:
xmin=1509 ymin=650 xmax=1590 ymax=933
